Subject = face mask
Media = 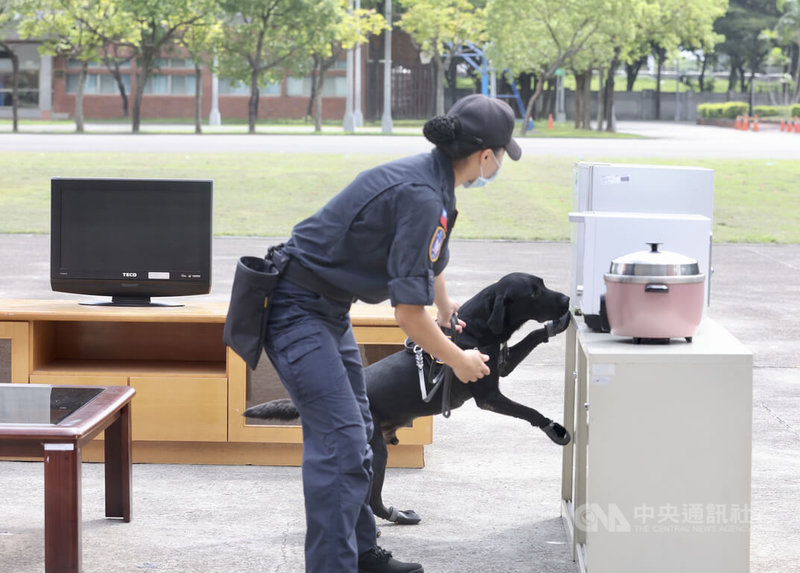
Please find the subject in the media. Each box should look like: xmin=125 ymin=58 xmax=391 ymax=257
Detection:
xmin=463 ymin=151 xmax=502 ymax=189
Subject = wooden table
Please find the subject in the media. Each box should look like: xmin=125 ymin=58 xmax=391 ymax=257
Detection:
xmin=0 ymin=383 xmax=135 ymax=573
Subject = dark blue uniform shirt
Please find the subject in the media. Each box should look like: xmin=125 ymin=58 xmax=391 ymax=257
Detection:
xmin=284 ymin=148 xmax=457 ymax=306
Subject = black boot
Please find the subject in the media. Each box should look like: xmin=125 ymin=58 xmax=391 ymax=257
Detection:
xmin=358 ymin=545 xmax=424 ymax=573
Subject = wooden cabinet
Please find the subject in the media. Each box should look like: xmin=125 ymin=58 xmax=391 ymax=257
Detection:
xmin=561 ymin=317 xmax=752 ymax=573
xmin=0 ymin=300 xmax=432 ymax=467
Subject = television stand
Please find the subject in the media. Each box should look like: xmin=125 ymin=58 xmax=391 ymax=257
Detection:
xmin=0 ymin=299 xmax=431 ymax=467
xmin=80 ymin=296 xmax=184 ymax=307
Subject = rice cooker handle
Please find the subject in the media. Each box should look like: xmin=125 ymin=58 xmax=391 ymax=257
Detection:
xmin=645 ymin=283 xmax=670 ymax=294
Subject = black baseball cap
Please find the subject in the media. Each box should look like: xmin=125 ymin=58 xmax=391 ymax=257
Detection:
xmin=447 ymin=94 xmax=522 ymax=161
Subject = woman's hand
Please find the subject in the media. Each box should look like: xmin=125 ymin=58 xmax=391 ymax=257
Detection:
xmin=436 ymin=302 xmax=464 ymax=333
xmin=395 ymin=304 xmax=489 ymax=384
xmin=434 ymin=273 xmax=463 ymax=332
xmin=452 ymin=348 xmax=490 ymax=383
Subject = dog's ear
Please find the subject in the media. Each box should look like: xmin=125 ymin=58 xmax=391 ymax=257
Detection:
xmin=487 ymin=293 xmax=507 ymax=334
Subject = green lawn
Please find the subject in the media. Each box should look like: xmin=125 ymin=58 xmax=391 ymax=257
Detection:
xmin=0 ymin=151 xmax=797 ymax=243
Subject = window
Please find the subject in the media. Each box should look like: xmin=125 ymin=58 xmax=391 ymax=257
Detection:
xmin=218 ymin=78 xmax=281 ymax=96
xmin=142 ymin=74 xmax=196 ymax=95
xmin=100 ymin=74 xmax=130 ymax=94
xmin=155 ymin=58 xmax=194 ymax=69
xmin=66 ymin=73 xmax=131 ymax=95
xmin=169 ymin=58 xmax=193 ymax=69
xmin=67 ymin=58 xmax=104 ymax=69
xmin=143 ymin=74 xmax=169 ymax=94
xmin=170 ymin=75 xmax=196 ymax=95
xmin=218 ymin=78 xmax=249 ymax=95
xmin=0 ymin=70 xmax=39 ymax=107
xmin=66 ymin=73 xmax=97 ymax=94
xmin=286 ymin=75 xmax=347 ymax=98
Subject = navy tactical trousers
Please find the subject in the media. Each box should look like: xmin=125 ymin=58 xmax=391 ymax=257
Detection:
xmin=264 ymin=279 xmax=377 ymax=572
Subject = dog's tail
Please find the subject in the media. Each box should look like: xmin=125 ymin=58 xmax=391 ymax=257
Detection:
xmin=242 ymin=398 xmax=300 ymax=420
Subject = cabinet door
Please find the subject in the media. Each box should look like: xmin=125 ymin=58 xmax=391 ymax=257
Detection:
xmin=227 ymin=343 xmax=432 ymax=466
xmin=584 ymin=358 xmax=751 ymax=573
xmin=0 ymin=322 xmax=29 ymax=384
xmin=130 ymin=376 xmax=228 ymax=442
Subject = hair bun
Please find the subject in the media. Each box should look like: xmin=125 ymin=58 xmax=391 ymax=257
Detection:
xmin=423 ymin=115 xmax=459 ymax=146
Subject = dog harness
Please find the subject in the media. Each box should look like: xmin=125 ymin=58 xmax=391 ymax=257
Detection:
xmin=404 ymin=315 xmax=459 ymax=418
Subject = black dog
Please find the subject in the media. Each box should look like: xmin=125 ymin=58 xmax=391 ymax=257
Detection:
xmin=244 ymin=272 xmax=571 ymax=525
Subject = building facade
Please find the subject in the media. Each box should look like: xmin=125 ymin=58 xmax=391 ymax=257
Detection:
xmin=1 ymin=29 xmax=436 ymax=123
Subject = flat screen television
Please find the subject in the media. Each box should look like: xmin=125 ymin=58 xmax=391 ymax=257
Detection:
xmin=50 ymin=177 xmax=213 ymax=307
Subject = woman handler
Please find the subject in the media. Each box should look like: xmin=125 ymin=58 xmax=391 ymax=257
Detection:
xmin=264 ymin=94 xmax=521 ymax=573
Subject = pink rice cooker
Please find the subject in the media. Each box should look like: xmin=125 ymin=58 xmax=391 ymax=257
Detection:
xmin=603 ymin=243 xmax=705 ymax=342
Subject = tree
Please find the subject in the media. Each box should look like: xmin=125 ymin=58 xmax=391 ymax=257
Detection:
xmin=714 ymin=0 xmax=779 ymax=93
xmin=397 ymin=0 xmax=485 ymax=116
xmin=776 ymin=0 xmax=800 ymax=102
xmin=486 ymin=0 xmax=606 ymax=134
xmin=68 ymin=0 xmax=214 ymax=133
xmin=653 ymin=0 xmax=727 ymax=118
xmin=17 ymin=0 xmax=112 ymax=132
xmin=176 ymin=8 xmax=223 ymax=133
xmin=611 ymin=0 xmax=726 ymax=121
xmin=120 ymin=0 xmax=214 ymax=133
xmin=594 ymin=0 xmax=644 ymax=131
xmin=0 ymin=0 xmax=22 ymax=132
xmin=304 ymin=1 xmax=386 ymax=132
xmin=218 ymin=0 xmax=317 ymax=134
xmin=567 ymin=13 xmax=622 ymax=131
xmin=100 ymin=43 xmax=134 ymax=118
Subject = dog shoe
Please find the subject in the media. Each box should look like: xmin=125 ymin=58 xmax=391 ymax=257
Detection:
xmin=389 ymin=508 xmax=421 ymax=525
xmin=542 ymin=421 xmax=571 ymax=446
xmin=358 ymin=545 xmax=424 ymax=573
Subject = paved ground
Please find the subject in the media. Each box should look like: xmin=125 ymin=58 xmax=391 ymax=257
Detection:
xmin=1 ymin=237 xmax=798 ymax=573
xmin=1 ymin=123 xmax=799 ymax=572
xmin=1 ymin=120 xmax=799 ymax=159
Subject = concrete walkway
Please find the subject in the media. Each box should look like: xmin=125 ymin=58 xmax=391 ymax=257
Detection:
xmin=1 ymin=120 xmax=799 ymax=159
xmin=1 ymin=237 xmax=798 ymax=573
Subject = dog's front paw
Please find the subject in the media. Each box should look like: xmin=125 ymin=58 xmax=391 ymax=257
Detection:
xmin=542 ymin=421 xmax=571 ymax=446
xmin=387 ymin=507 xmax=422 ymax=525
xmin=395 ymin=510 xmax=422 ymax=525
xmin=545 ymin=312 xmax=571 ymax=338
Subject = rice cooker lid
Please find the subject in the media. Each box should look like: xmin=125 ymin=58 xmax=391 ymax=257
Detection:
xmin=608 ymin=243 xmax=702 ymax=278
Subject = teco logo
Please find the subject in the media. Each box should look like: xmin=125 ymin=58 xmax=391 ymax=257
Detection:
xmin=122 ymin=272 xmax=138 ymax=278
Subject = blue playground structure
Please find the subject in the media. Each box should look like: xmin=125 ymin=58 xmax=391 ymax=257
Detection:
xmin=450 ymin=42 xmax=530 ymax=128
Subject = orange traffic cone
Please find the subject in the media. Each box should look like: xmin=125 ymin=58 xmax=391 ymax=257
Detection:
xmin=735 ymin=116 xmax=741 ymax=130
xmin=547 ymin=114 xmax=554 ymax=129
xmin=780 ymin=119 xmax=785 ymax=132
xmin=795 ymin=116 xmax=800 ymax=133
xmin=753 ymin=115 xmax=759 ymax=132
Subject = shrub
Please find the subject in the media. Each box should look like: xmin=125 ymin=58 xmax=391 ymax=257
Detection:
xmin=697 ymin=103 xmax=716 ymax=118
xmin=697 ymin=101 xmax=749 ymax=119
xmin=792 ymin=104 xmax=800 ymax=118
xmin=753 ymin=105 xmax=780 ymax=117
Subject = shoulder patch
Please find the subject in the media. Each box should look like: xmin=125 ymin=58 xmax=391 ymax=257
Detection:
xmin=429 ymin=226 xmax=446 ymax=262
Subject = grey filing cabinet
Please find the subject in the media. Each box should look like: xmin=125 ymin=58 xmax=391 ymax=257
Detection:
xmin=561 ymin=317 xmax=752 ymax=573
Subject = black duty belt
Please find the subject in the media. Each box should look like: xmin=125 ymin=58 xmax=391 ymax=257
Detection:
xmin=281 ymin=257 xmax=356 ymax=304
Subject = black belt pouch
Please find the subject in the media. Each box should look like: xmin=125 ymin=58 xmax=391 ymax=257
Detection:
xmin=223 ymin=253 xmax=282 ymax=370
